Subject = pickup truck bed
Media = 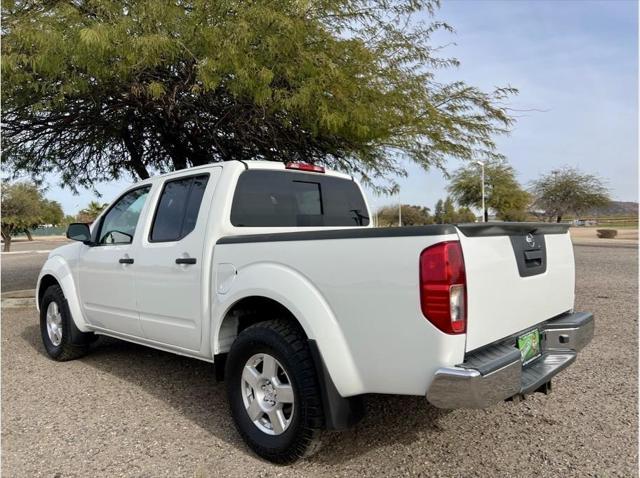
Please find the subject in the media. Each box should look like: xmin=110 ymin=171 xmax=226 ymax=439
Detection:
xmin=215 ymin=221 xmax=581 ymax=399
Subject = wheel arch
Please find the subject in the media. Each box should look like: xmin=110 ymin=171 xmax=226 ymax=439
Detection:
xmin=37 ymin=256 xmax=90 ymax=332
xmin=216 ymin=295 xmax=302 ymax=345
xmin=212 ymin=262 xmax=364 ymax=397
xmin=37 ymin=274 xmax=59 ymax=307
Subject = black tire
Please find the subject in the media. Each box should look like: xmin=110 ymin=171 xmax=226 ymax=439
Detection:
xmin=39 ymin=285 xmax=92 ymax=361
xmin=226 ymin=319 xmax=324 ymax=464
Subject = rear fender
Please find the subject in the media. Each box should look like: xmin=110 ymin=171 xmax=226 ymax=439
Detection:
xmin=213 ymin=261 xmax=363 ymax=397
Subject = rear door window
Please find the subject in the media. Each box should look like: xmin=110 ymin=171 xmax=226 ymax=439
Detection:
xmin=150 ymin=174 xmax=209 ymax=242
xmin=230 ymin=170 xmax=369 ymax=227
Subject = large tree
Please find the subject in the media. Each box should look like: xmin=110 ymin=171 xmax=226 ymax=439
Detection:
xmin=447 ymin=160 xmax=530 ymax=221
xmin=530 ymin=167 xmax=610 ymax=223
xmin=2 ymin=0 xmax=516 ymax=192
xmin=1 ymin=182 xmax=64 ymax=251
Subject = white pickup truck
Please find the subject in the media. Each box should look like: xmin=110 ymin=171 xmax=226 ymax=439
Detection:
xmin=37 ymin=161 xmax=593 ymax=463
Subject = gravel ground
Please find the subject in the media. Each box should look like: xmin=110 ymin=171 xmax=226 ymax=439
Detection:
xmin=2 ymin=245 xmax=637 ymax=477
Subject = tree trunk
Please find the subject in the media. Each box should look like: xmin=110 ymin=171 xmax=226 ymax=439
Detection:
xmin=121 ymin=121 xmax=150 ymax=180
xmin=556 ymin=215 xmax=562 ymax=223
xmin=155 ymin=118 xmax=190 ymax=170
xmin=129 ymin=160 xmax=150 ymax=180
xmin=25 ymin=230 xmax=33 ymax=241
xmin=3 ymin=234 xmax=11 ymax=252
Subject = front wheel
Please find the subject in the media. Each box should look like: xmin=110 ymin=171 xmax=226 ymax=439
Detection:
xmin=225 ymin=320 xmax=324 ymax=463
xmin=39 ymin=285 xmax=92 ymax=361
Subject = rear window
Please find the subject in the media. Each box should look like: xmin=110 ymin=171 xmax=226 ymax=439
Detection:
xmin=230 ymin=170 xmax=369 ymax=227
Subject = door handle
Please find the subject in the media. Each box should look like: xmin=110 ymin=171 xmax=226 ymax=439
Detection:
xmin=175 ymin=257 xmax=197 ymax=265
xmin=119 ymin=257 xmax=134 ymax=264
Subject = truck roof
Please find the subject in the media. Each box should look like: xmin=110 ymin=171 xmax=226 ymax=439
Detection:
xmin=136 ymin=160 xmax=353 ymax=185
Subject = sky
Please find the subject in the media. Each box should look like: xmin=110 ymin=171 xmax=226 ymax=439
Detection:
xmin=43 ymin=0 xmax=638 ymax=215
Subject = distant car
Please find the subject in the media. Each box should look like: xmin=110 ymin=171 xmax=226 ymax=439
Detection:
xmin=573 ymin=219 xmax=597 ymax=227
xmin=36 ymin=161 xmax=594 ymax=463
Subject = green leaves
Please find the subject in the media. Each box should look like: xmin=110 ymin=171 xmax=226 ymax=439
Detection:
xmin=376 ymin=204 xmax=434 ymax=227
xmin=1 ymin=182 xmax=64 ymax=250
xmin=447 ymin=160 xmax=530 ymax=221
xmin=147 ymin=81 xmax=166 ymax=99
xmin=79 ymin=26 xmax=108 ymax=49
xmin=76 ymin=201 xmax=108 ymax=223
xmin=2 ymin=0 xmax=517 ymax=193
xmin=530 ymin=167 xmax=610 ymax=222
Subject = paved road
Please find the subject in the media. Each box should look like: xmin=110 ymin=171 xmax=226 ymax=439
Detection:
xmin=1 ymin=239 xmax=69 ymax=292
xmin=1 ymin=246 xmax=637 ymax=477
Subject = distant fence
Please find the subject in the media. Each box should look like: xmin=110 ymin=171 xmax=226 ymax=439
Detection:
xmin=577 ymin=216 xmax=638 ymax=228
xmin=14 ymin=226 xmax=67 ymax=238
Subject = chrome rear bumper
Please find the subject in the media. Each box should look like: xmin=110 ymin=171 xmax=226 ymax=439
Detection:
xmin=426 ymin=312 xmax=594 ymax=409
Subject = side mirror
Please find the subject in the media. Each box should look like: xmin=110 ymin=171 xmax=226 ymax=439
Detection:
xmin=66 ymin=223 xmax=93 ymax=244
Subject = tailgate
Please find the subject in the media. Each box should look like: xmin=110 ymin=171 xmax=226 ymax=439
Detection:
xmin=456 ymin=223 xmax=575 ymax=352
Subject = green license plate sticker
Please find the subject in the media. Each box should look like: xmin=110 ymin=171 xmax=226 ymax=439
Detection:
xmin=517 ymin=329 xmax=541 ymax=364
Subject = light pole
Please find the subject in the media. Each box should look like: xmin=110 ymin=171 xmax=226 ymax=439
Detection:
xmin=398 ymin=202 xmax=402 ymax=227
xmin=475 ymin=161 xmax=486 ymax=222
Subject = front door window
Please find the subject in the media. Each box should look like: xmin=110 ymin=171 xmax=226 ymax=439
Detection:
xmin=98 ymin=187 xmax=150 ymax=245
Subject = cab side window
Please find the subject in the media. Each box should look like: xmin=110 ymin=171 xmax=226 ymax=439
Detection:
xmin=98 ymin=186 xmax=151 ymax=245
xmin=150 ymin=174 xmax=209 ymax=242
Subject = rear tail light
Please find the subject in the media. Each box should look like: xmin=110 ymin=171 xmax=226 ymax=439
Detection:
xmin=285 ymin=162 xmax=325 ymax=173
xmin=419 ymin=241 xmax=467 ymax=334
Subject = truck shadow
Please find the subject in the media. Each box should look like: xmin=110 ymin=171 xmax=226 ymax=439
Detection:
xmin=20 ymin=324 xmax=451 ymax=464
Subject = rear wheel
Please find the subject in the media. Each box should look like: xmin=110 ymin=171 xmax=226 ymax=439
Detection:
xmin=226 ymin=319 xmax=324 ymax=463
xmin=40 ymin=285 xmax=92 ymax=361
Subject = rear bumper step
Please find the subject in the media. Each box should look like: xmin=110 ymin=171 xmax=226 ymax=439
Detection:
xmin=426 ymin=312 xmax=594 ymax=409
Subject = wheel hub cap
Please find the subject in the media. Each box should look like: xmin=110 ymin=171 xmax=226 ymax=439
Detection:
xmin=262 ymin=382 xmax=276 ymax=404
xmin=241 ymin=353 xmax=295 ymax=435
xmin=46 ymin=301 xmax=63 ymax=346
